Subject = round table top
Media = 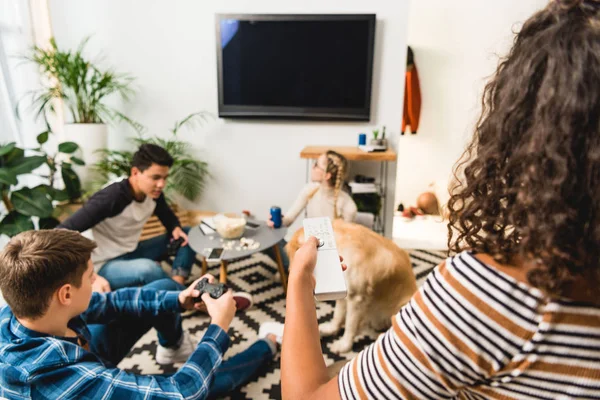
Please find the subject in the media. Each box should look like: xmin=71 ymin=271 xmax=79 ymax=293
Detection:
xmin=187 ymin=220 xmax=288 ymax=261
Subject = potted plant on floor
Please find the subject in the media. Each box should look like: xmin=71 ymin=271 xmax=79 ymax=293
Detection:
xmin=0 ymin=134 xmax=83 ymax=237
xmin=22 ymin=37 xmax=142 ymax=187
xmin=93 ymin=112 xmax=210 ymax=204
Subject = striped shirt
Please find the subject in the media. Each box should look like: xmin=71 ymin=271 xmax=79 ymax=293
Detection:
xmin=338 ymin=251 xmax=600 ymax=399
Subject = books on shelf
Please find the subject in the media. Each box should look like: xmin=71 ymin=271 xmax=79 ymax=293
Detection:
xmin=358 ymin=145 xmax=387 ymax=152
xmin=349 ymin=181 xmax=377 ymax=194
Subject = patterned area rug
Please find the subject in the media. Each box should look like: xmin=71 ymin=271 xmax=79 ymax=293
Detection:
xmin=118 ymin=249 xmax=446 ymax=399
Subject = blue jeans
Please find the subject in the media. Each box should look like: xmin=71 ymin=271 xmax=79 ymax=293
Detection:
xmin=208 ymin=339 xmax=274 ymax=399
xmin=88 ymin=278 xmax=274 ymax=397
xmin=88 ymin=279 xmax=184 ymax=365
xmin=99 ymin=227 xmax=196 ymax=290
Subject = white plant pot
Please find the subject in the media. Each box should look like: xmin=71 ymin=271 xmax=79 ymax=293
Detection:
xmin=63 ymin=123 xmax=108 ymax=188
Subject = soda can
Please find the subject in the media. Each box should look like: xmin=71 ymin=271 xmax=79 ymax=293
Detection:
xmin=270 ymin=206 xmax=282 ymax=228
xmin=358 ymin=133 xmax=367 ymax=146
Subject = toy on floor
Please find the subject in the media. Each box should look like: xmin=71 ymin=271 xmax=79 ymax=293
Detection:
xmin=398 ymin=191 xmax=441 ymax=219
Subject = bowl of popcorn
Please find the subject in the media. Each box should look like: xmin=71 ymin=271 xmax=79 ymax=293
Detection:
xmin=213 ymin=214 xmax=246 ymax=239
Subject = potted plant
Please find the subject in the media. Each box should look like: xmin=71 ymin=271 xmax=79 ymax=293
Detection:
xmin=94 ymin=112 xmax=210 ymax=204
xmin=0 ymin=134 xmax=83 ymax=238
xmin=370 ymin=125 xmax=388 ymax=148
xmin=22 ymin=37 xmax=142 ymax=187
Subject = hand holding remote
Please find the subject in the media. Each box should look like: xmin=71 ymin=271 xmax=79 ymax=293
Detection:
xmin=303 ymin=217 xmax=347 ymax=301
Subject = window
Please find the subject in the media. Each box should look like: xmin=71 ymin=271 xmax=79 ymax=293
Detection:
xmin=0 ymin=0 xmax=39 ymax=146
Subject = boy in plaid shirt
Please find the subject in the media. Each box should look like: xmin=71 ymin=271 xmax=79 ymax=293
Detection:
xmin=0 ymin=229 xmax=280 ymax=399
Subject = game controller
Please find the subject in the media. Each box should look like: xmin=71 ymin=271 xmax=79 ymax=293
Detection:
xmin=193 ymin=278 xmax=229 ymax=303
xmin=167 ymin=237 xmax=185 ymax=256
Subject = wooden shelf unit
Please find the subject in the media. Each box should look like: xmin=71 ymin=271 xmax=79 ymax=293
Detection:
xmin=299 ymin=146 xmax=396 ymax=235
xmin=300 ymin=146 xmax=397 ymax=162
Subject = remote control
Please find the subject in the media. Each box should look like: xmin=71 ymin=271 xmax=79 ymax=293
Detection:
xmin=193 ymin=278 xmax=229 ymax=303
xmin=303 ymin=217 xmax=347 ymax=301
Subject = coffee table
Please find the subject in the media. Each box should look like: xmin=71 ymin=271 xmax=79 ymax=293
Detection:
xmin=188 ymin=219 xmax=288 ymax=292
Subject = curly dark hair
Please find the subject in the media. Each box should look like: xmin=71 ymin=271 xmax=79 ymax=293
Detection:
xmin=448 ymin=0 xmax=600 ymax=296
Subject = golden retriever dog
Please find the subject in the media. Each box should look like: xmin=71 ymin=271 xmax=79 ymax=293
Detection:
xmin=286 ymin=220 xmax=417 ymax=353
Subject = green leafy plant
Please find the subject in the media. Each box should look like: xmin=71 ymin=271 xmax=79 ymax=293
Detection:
xmin=0 ymin=134 xmax=83 ymax=237
xmin=373 ymin=129 xmax=380 ymax=140
xmin=94 ymin=112 xmax=210 ymax=202
xmin=21 ymin=37 xmax=142 ymax=131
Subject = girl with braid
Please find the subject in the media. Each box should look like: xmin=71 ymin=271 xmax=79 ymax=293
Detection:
xmin=268 ymin=150 xmax=357 ymax=228
xmin=265 ymin=151 xmax=357 ymax=272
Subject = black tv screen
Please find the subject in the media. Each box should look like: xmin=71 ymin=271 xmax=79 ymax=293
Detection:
xmin=216 ymin=14 xmax=376 ymax=121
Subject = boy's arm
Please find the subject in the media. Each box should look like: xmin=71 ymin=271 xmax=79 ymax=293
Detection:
xmin=153 ymin=193 xmax=181 ymax=235
xmin=82 ymin=288 xmax=183 ymax=324
xmin=31 ymin=325 xmax=230 ymax=400
xmin=57 ymin=183 xmax=128 ymax=232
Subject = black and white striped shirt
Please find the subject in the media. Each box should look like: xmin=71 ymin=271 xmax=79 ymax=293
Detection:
xmin=339 ymin=251 xmax=600 ymax=399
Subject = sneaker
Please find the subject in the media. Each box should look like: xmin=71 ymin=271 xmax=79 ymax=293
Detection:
xmin=259 ymin=321 xmax=284 ymax=345
xmin=233 ymin=292 xmax=254 ymax=312
xmin=187 ymin=292 xmax=253 ymax=314
xmin=156 ymin=332 xmax=195 ymax=365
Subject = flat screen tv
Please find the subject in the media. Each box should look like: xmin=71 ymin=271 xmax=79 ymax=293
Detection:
xmin=216 ymin=14 xmax=376 ymax=121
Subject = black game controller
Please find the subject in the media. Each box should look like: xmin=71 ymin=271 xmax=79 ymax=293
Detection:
xmin=167 ymin=237 xmax=185 ymax=256
xmin=193 ymin=278 xmax=229 ymax=303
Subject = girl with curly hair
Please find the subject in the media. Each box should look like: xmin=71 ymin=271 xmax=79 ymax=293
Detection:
xmin=281 ymin=1 xmax=600 ymax=399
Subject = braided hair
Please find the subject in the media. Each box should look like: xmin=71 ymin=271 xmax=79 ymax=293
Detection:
xmin=325 ymin=150 xmax=348 ymax=219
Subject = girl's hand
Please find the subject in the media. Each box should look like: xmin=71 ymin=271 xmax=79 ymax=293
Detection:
xmin=290 ymin=236 xmax=346 ymax=287
xmin=267 ymin=214 xmax=285 ymax=228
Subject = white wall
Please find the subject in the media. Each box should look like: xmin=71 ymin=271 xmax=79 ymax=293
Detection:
xmin=48 ymin=0 xmax=410 ymax=237
xmin=395 ymin=0 xmax=548 ymax=207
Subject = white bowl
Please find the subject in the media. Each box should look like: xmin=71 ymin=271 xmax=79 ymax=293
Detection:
xmin=214 ymin=215 xmax=246 ymax=239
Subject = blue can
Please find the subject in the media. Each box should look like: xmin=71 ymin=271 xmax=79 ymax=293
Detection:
xmin=358 ymin=133 xmax=367 ymax=146
xmin=270 ymin=206 xmax=282 ymax=228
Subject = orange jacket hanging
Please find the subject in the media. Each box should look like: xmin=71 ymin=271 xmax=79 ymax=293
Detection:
xmin=402 ymin=46 xmax=421 ymax=135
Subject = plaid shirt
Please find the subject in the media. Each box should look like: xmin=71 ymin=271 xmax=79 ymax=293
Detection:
xmin=0 ymin=288 xmax=230 ymax=399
